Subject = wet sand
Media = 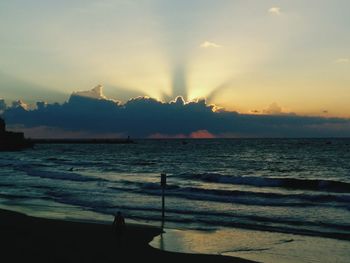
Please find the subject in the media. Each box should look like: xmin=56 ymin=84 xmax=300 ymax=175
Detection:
xmin=0 ymin=209 xmax=256 ymax=263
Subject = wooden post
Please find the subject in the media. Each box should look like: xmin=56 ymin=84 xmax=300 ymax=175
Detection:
xmin=161 ymin=173 xmax=166 ymax=229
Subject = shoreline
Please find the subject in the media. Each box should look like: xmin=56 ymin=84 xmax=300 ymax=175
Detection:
xmin=0 ymin=208 xmax=256 ymax=263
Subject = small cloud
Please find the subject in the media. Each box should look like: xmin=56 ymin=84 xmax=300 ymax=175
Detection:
xmin=263 ymin=103 xmax=296 ymax=116
xmin=263 ymin=102 xmax=283 ymax=115
xmin=334 ymin=58 xmax=349 ymax=64
xmin=323 ymin=110 xmax=328 ymax=114
xmin=200 ymin=41 xmax=221 ymax=48
xmin=268 ymin=7 xmax=281 ymax=15
xmin=190 ymin=130 xmax=215 ymax=139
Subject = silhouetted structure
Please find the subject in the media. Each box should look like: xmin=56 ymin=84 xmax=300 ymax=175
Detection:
xmin=0 ymin=117 xmax=33 ymax=151
xmin=32 ymin=138 xmax=134 ymax=144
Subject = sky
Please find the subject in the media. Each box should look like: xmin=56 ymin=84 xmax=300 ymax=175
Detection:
xmin=0 ymin=1 xmax=350 ymax=138
xmin=0 ymin=0 xmax=349 ymax=116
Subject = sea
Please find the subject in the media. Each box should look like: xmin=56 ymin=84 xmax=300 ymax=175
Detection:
xmin=0 ymin=139 xmax=349 ymax=262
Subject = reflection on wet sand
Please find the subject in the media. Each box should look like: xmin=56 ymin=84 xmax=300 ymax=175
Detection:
xmin=151 ymin=227 xmax=350 ymax=263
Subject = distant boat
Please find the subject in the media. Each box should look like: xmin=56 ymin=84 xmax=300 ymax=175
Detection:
xmin=0 ymin=117 xmax=34 ymax=151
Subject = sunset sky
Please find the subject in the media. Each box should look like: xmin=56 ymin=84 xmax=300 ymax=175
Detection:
xmin=1 ymin=0 xmax=350 ymax=118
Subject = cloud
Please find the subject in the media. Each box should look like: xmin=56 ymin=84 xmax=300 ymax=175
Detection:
xmin=72 ymin=85 xmax=107 ymax=100
xmin=190 ymin=130 xmax=216 ymax=138
xmin=334 ymin=58 xmax=349 ymax=64
xmin=262 ymin=103 xmax=295 ymax=116
xmin=263 ymin=102 xmax=282 ymax=115
xmin=11 ymin=100 xmax=29 ymax=110
xmin=3 ymin=86 xmax=350 ymax=138
xmin=268 ymin=7 xmax=281 ymax=15
xmin=200 ymin=41 xmax=221 ymax=48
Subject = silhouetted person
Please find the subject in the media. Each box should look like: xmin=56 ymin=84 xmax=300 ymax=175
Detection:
xmin=113 ymin=211 xmax=126 ymax=237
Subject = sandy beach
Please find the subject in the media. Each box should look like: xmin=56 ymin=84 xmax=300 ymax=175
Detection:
xmin=0 ymin=208 xmax=255 ymax=263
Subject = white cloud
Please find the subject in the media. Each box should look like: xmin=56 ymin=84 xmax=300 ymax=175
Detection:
xmin=12 ymin=100 xmax=29 ymax=110
xmin=200 ymin=41 xmax=221 ymax=48
xmin=72 ymin=85 xmax=107 ymax=100
xmin=268 ymin=7 xmax=281 ymax=15
xmin=334 ymin=58 xmax=349 ymax=64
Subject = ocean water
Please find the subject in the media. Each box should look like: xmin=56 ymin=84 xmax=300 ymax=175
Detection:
xmin=1 ymin=139 xmax=350 ymax=262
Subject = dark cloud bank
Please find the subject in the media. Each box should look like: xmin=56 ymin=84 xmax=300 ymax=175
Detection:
xmin=1 ymin=86 xmax=350 ymax=138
